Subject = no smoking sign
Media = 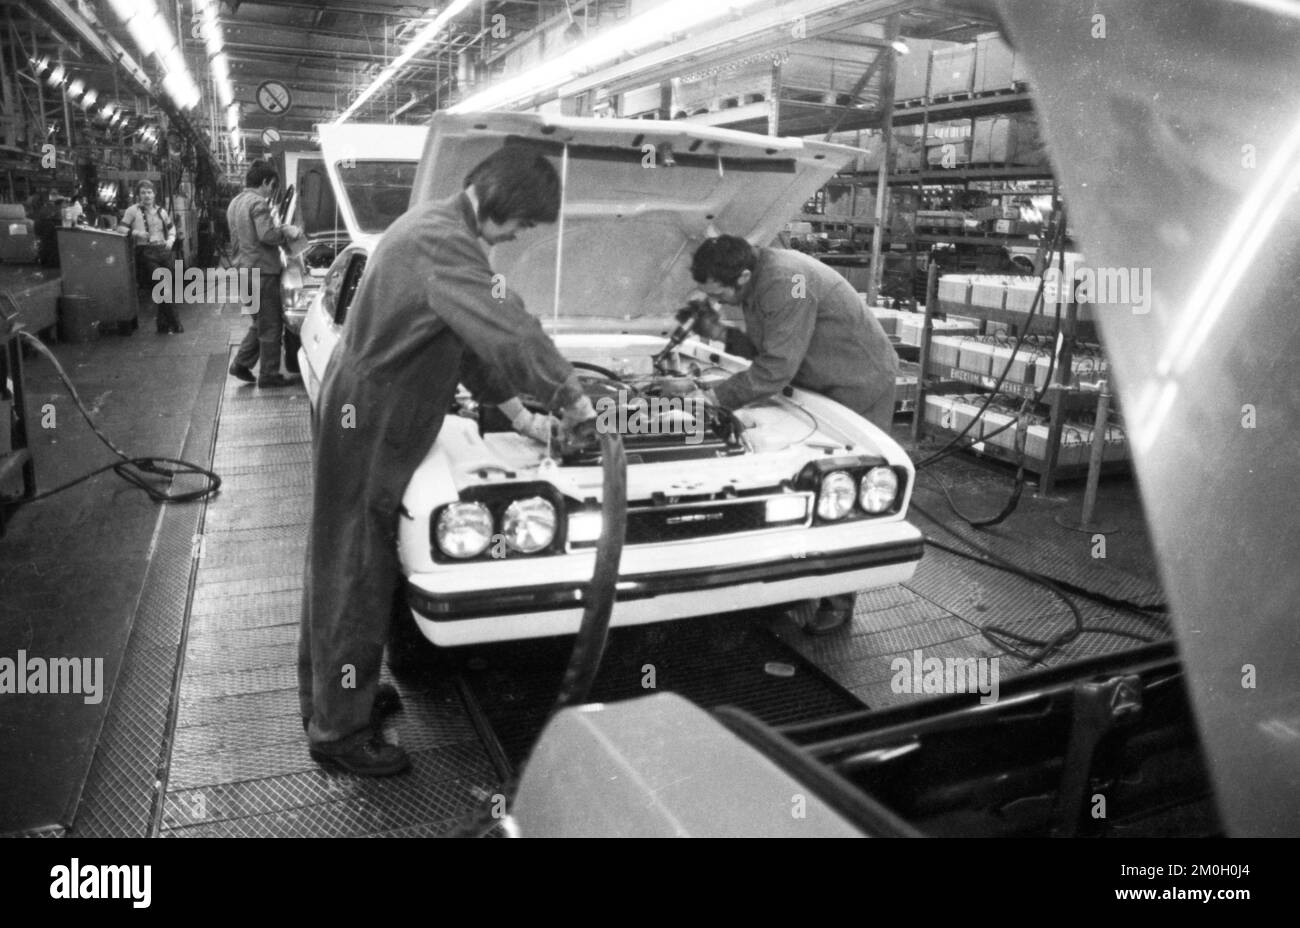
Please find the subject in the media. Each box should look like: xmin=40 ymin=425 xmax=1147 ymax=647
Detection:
xmin=256 ymin=80 xmax=293 ymax=115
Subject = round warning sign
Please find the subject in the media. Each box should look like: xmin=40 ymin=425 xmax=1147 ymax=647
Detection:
xmin=256 ymin=80 xmax=292 ymax=116
xmin=261 ymin=127 xmax=281 ymax=147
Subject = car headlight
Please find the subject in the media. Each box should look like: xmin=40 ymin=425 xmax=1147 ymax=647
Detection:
xmin=501 ymin=497 xmax=556 ymax=553
xmin=858 ymin=466 xmax=899 ymax=514
xmin=816 ymin=471 xmax=856 ymax=521
xmin=435 ymin=502 xmax=494 ymax=558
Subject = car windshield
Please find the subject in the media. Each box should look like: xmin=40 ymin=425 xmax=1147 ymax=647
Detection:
xmin=336 ymin=160 xmax=418 ymax=234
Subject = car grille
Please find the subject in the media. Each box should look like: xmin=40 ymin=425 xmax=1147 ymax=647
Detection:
xmin=571 ymin=495 xmax=810 ymax=548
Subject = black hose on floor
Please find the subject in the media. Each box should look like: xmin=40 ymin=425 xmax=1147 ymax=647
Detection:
xmin=11 ymin=329 xmax=221 ymax=507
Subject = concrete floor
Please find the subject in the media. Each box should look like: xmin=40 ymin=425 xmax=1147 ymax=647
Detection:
xmin=0 ymin=295 xmax=1170 ymax=837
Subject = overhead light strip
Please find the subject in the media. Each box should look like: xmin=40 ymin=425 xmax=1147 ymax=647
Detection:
xmin=104 ymin=0 xmax=201 ymax=110
xmin=449 ymin=0 xmax=771 ymax=113
xmin=335 ymin=0 xmax=479 ymax=123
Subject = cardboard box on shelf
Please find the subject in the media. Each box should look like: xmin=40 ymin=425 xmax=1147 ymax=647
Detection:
xmin=971 ymin=113 xmax=1048 ymax=166
xmin=924 ymin=394 xmax=955 ymax=431
xmin=974 ymin=34 xmax=1017 ymax=93
xmin=981 ymin=408 xmax=1019 ymax=452
xmin=930 ymin=334 xmax=963 ymax=368
xmin=1023 ymin=422 xmax=1052 ymax=462
xmin=1103 ymin=424 xmax=1129 ymax=462
xmin=1055 ymin=426 xmax=1088 ymax=468
xmin=938 ymin=276 xmax=972 ymax=304
xmin=1005 ymin=278 xmax=1043 ymax=313
xmin=970 ymin=277 xmax=1008 ymax=311
xmin=930 ymin=44 xmax=975 ymax=97
xmin=950 ymin=394 xmax=987 ymax=438
xmin=900 ymin=313 xmax=980 ymax=347
xmin=895 ymin=39 xmax=934 ymax=101
xmin=957 ymin=338 xmax=996 ymax=377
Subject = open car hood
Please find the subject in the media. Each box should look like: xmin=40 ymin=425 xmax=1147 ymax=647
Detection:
xmin=318 ymin=123 xmax=429 ymax=240
xmin=409 ymin=112 xmax=858 ymax=320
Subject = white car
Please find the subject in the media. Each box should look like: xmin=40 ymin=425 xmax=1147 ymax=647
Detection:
xmin=300 ymin=113 xmax=923 ymax=647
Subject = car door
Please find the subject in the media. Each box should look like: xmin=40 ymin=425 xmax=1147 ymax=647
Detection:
xmin=301 ymin=245 xmax=369 ymax=403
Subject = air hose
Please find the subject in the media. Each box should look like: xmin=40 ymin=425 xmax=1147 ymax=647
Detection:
xmin=553 ymin=429 xmax=628 ymax=710
xmin=451 ymin=428 xmax=626 ymax=837
xmin=9 ymin=329 xmax=221 ymax=506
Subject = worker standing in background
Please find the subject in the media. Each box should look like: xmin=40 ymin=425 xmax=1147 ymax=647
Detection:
xmin=117 ymin=180 xmax=180 ymax=333
xmin=226 ymin=161 xmax=301 ymax=386
xmin=299 ymin=146 xmax=597 ymax=776
xmin=680 ymin=234 xmax=899 ymax=634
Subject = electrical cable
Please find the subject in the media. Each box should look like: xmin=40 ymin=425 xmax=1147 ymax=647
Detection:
xmin=911 ymin=500 xmax=1166 ymax=664
xmin=8 ymin=329 xmax=221 ymax=507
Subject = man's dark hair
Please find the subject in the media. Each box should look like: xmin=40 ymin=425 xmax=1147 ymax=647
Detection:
xmin=245 ymin=160 xmax=279 ymax=190
xmin=691 ymin=235 xmax=756 ymax=287
xmin=463 ymin=147 xmax=561 ymax=225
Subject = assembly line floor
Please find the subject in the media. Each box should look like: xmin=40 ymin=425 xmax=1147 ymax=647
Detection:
xmin=0 ymin=297 xmax=1172 ymax=837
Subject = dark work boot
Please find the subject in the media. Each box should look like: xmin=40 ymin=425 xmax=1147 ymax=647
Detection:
xmin=309 ymin=732 xmax=411 ymax=777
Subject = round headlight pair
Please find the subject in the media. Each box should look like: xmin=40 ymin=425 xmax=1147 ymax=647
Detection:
xmin=859 ymin=466 xmax=899 ymax=514
xmin=815 ymin=467 xmax=899 ymax=520
xmin=435 ymin=497 xmax=557 ymax=559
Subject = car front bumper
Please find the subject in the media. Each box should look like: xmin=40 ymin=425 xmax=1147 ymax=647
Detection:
xmin=404 ymin=519 xmax=924 ymax=645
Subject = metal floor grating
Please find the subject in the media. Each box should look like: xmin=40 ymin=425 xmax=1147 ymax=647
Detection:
xmin=153 ymin=360 xmax=496 ymax=836
xmin=72 ymin=354 xmax=227 ymax=837
xmin=452 ymin=612 xmax=866 ymax=769
xmin=66 ymin=345 xmax=1175 ymax=836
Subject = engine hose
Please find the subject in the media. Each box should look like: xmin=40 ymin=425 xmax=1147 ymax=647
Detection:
xmin=553 ymin=429 xmax=627 ymax=710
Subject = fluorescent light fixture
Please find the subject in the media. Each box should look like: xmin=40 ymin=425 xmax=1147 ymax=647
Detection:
xmin=450 ymin=0 xmax=769 ymax=112
xmin=82 ymin=88 xmax=98 ymax=108
xmin=226 ymin=104 xmax=240 ymax=132
xmin=67 ymin=79 xmax=85 ymax=99
xmin=48 ymin=64 xmax=65 ymax=86
xmin=163 ymin=44 xmax=186 ymax=78
xmin=890 ymin=39 xmax=910 ymax=55
xmin=125 ymin=10 xmax=165 ymax=58
xmin=162 ymin=71 xmax=197 ymax=109
xmin=334 ymin=0 xmax=478 ymax=122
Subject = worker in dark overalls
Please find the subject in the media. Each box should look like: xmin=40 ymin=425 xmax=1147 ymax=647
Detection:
xmin=684 ymin=234 xmax=899 ymax=634
xmin=299 ymin=147 xmax=596 ymax=775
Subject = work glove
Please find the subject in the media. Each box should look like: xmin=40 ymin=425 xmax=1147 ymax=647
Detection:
xmin=511 ymin=408 xmax=557 ymax=444
xmin=558 ymin=395 xmax=600 ymax=454
xmin=281 ymin=224 xmax=303 ymax=241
